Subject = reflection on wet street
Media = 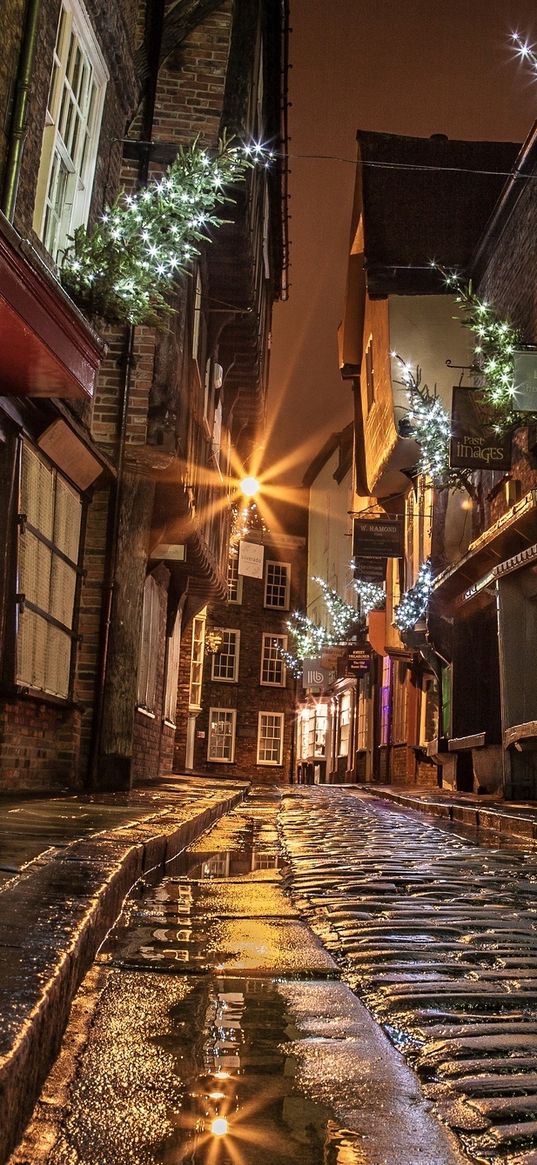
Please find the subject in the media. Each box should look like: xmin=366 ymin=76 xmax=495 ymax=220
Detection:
xmin=13 ymin=789 xmax=460 ymax=1165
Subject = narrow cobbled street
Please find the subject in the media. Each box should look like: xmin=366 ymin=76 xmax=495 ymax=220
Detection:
xmin=14 ymin=787 xmax=537 ymax=1165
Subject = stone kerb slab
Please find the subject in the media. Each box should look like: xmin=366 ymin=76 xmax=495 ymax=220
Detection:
xmin=0 ymin=786 xmax=245 ymax=1165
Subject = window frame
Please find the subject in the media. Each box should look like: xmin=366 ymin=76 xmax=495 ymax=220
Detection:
xmin=33 ymin=0 xmax=108 ymax=262
xmin=263 ymin=560 xmax=291 ymax=610
xmin=189 ymin=610 xmax=206 ymax=710
xmin=15 ymin=439 xmax=84 ymax=701
xmin=211 ymin=628 xmax=240 ymax=683
xmin=137 ymin=575 xmax=161 ymax=715
xmin=227 ymin=553 xmax=243 ymax=604
xmin=207 ymin=707 xmax=237 ymax=763
xmin=163 ymin=607 xmax=182 ymax=726
xmin=260 ymin=633 xmax=286 ymax=687
xmin=257 ymin=711 xmax=285 ymax=766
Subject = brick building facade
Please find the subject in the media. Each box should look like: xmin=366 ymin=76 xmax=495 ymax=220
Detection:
xmin=0 ymin=0 xmax=289 ymax=792
xmin=174 ymin=525 xmax=306 ymax=783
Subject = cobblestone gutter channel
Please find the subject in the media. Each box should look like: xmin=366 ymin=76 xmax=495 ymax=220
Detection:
xmin=0 ymin=781 xmax=246 ymax=1165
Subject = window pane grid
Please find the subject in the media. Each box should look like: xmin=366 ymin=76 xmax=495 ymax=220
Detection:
xmin=261 ymin=634 xmax=286 ymax=686
xmin=208 ymin=708 xmax=236 ymax=762
xmin=264 ymin=561 xmax=290 ymax=609
xmin=212 ymin=629 xmax=239 ymax=681
xmin=257 ymin=712 xmax=284 ymax=765
xmin=227 ymin=554 xmax=242 ymax=603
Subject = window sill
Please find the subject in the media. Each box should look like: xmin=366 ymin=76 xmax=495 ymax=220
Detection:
xmin=136 ymin=706 xmax=156 ymax=720
xmin=163 ymin=718 xmax=176 ymax=729
xmin=0 ymin=683 xmax=81 ymax=710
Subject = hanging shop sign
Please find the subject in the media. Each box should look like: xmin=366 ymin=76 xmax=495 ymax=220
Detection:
xmin=302 ymin=658 xmax=331 ymax=690
xmin=353 ymin=555 xmax=387 ymax=585
xmin=352 ymin=515 xmax=404 ymax=559
xmin=238 ymin=539 xmax=264 ymax=578
xmin=449 ymin=387 xmax=512 ymax=470
xmin=512 ymin=350 xmax=537 ymax=413
xmin=347 ymin=645 xmax=371 ymax=677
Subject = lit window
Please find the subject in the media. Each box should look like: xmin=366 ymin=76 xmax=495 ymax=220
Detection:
xmin=16 ymin=442 xmax=82 ymax=699
xmin=208 ymin=708 xmax=236 ymax=762
xmin=357 ymin=678 xmax=368 ymax=751
xmin=189 ymin=611 xmax=206 ymax=709
xmin=257 ymin=712 xmax=284 ymax=765
xmin=338 ymin=691 xmax=352 ymax=758
xmin=380 ymin=656 xmax=392 ymax=746
xmin=260 ymin=634 xmax=286 ymax=686
xmin=33 ymin=0 xmax=107 ymax=262
xmin=227 ymin=553 xmax=243 ymax=604
xmin=212 ymin=629 xmax=240 ymax=682
xmin=264 ymin=560 xmax=290 ymax=609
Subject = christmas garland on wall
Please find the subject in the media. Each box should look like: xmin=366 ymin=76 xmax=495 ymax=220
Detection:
xmin=393 ymin=559 xmax=433 ymax=632
xmin=281 ymin=575 xmax=385 ymax=677
xmin=60 ymin=136 xmax=271 ymax=326
xmin=392 ymin=354 xmax=472 ymax=491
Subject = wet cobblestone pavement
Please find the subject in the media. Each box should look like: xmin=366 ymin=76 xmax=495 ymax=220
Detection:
xmin=11 ymin=789 xmax=461 ymax=1165
xmin=279 ymin=787 xmax=537 ymax=1163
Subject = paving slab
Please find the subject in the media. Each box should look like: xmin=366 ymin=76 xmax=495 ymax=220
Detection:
xmin=0 ymin=775 xmax=247 ymax=1165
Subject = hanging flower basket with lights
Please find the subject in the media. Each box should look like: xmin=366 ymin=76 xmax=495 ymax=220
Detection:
xmin=60 ymin=135 xmax=270 ymax=327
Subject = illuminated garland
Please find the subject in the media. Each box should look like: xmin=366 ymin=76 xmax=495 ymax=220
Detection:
xmin=394 ymin=560 xmax=433 ymax=632
xmin=511 ymin=30 xmax=537 ymax=76
xmin=353 ymin=576 xmax=385 ymax=615
xmin=281 ymin=576 xmax=366 ymax=675
xmin=230 ymin=499 xmax=268 ymax=544
xmin=392 ymin=354 xmax=471 ymax=491
xmin=61 ymin=135 xmax=272 ymax=325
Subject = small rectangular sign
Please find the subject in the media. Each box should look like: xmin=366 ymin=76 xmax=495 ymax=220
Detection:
xmin=238 ymin=539 xmax=264 ymax=578
xmin=353 ymin=556 xmax=387 ymax=585
xmin=353 ymin=516 xmax=404 ymax=559
xmin=449 ymin=387 xmax=512 ymax=470
xmin=347 ymin=646 xmax=371 ymax=676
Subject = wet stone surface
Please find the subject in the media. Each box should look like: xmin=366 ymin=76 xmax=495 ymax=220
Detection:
xmin=279 ymin=788 xmax=537 ymax=1163
xmin=11 ymin=789 xmax=460 ymax=1165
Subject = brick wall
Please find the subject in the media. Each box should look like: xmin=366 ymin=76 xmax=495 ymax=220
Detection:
xmin=0 ymin=698 xmax=81 ymax=792
xmin=189 ymin=536 xmax=306 ymax=784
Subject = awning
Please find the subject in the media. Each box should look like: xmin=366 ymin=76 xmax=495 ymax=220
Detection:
xmin=0 ymin=214 xmax=104 ymax=400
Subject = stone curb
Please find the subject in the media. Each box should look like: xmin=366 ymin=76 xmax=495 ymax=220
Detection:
xmin=0 ymin=785 xmax=246 ymax=1165
xmin=362 ymin=787 xmax=537 ymax=843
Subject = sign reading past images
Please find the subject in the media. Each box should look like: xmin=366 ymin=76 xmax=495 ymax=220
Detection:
xmin=450 ymin=387 xmax=512 ymax=471
xmin=352 ymin=515 xmax=404 ymax=559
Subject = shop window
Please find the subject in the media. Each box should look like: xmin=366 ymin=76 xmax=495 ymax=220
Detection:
xmin=16 ymin=441 xmax=82 ymax=699
xmin=357 ymin=678 xmax=368 ymax=750
xmin=33 ymin=0 xmax=107 ymax=262
xmin=338 ymin=691 xmax=352 ymax=757
xmin=380 ymin=656 xmax=392 ymax=746
xmin=264 ymin=560 xmax=290 ymax=609
xmin=257 ymin=712 xmax=284 ymax=765
xmin=260 ymin=634 xmax=286 ymax=686
xmin=208 ymin=708 xmax=236 ymax=762
xmin=212 ymin=629 xmax=240 ymax=682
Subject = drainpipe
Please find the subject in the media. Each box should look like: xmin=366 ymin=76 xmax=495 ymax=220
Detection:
xmin=87 ymin=0 xmax=165 ymax=785
xmin=1 ymin=0 xmax=42 ymax=221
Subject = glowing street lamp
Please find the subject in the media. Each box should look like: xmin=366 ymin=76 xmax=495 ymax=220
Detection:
xmin=211 ymin=1117 xmax=229 ymax=1137
xmin=240 ymin=475 xmax=260 ymax=498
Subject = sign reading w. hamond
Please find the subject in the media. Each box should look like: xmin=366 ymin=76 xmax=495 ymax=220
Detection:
xmin=352 ymin=515 xmax=404 ymax=559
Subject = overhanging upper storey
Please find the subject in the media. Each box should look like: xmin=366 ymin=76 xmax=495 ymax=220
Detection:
xmin=0 ymin=214 xmax=104 ymax=400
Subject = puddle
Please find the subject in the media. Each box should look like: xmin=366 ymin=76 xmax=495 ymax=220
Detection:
xmin=152 ymin=974 xmax=367 ymax=1165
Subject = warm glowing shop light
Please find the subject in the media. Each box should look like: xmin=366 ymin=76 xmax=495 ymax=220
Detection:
xmin=211 ymin=1117 xmax=229 ymax=1136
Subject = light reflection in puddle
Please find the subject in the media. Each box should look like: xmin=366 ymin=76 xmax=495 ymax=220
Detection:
xmin=154 ymin=976 xmax=367 ymax=1165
